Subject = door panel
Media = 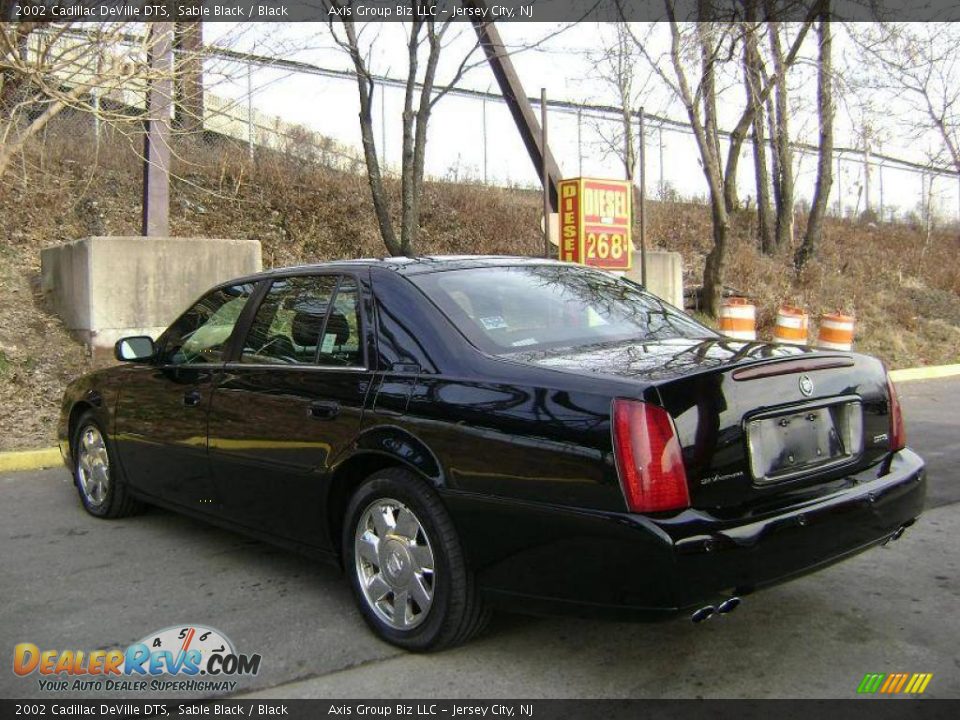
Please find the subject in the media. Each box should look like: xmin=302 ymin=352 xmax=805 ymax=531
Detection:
xmin=207 ymin=274 xmax=374 ymax=547
xmin=114 ymin=365 xmax=216 ymax=508
xmin=113 ymin=282 xmax=257 ymax=510
xmin=207 ymin=368 xmax=371 ymax=545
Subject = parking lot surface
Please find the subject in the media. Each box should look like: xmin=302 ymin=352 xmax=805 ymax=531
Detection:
xmin=2 ymin=377 xmax=958 ymax=699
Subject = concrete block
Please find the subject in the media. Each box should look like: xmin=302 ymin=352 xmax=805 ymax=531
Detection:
xmin=626 ymin=250 xmax=683 ymax=308
xmin=41 ymin=236 xmax=262 ymax=348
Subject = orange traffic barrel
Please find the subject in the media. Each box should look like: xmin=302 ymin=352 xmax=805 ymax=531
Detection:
xmin=774 ymin=305 xmax=809 ymax=345
xmin=818 ymin=312 xmax=855 ymax=350
xmin=718 ymin=298 xmax=756 ymax=341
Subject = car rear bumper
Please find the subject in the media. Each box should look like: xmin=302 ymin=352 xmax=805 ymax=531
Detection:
xmin=445 ymin=448 xmax=926 ymax=619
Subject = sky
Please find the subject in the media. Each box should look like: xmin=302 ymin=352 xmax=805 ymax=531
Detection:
xmin=199 ymin=20 xmax=959 ymax=222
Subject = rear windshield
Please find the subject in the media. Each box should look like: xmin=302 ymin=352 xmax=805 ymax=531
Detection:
xmin=411 ymin=265 xmax=715 ymax=354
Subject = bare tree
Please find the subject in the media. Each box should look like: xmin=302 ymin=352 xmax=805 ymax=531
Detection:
xmin=851 ymin=22 xmax=960 ymax=178
xmin=0 ymin=21 xmax=221 ymax=183
xmin=794 ymin=10 xmax=833 ymax=271
xmin=628 ymin=1 xmax=817 ymax=316
xmin=0 ymin=24 xmax=151 ymax=179
xmin=328 ymin=1 xmax=484 ymax=257
xmin=588 ymin=22 xmax=653 ymax=185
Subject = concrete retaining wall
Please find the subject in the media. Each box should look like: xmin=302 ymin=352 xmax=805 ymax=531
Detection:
xmin=41 ymin=237 xmax=262 ymax=349
xmin=626 ymin=251 xmax=683 ymax=308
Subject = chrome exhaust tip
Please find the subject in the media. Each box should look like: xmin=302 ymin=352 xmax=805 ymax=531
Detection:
xmin=883 ymin=525 xmax=908 ymax=547
xmin=691 ymin=606 xmax=716 ymax=623
xmin=717 ymin=596 xmax=742 ymax=614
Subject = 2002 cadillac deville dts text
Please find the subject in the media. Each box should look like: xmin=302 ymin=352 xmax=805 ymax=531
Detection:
xmin=58 ymin=257 xmax=926 ymax=650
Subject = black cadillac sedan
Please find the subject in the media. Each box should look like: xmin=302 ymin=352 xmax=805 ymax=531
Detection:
xmin=58 ymin=256 xmax=926 ymax=650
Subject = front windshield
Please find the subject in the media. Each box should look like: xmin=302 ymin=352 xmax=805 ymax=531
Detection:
xmin=411 ymin=265 xmax=716 ymax=355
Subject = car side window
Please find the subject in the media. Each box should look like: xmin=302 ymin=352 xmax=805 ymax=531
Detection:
xmin=160 ymin=283 xmax=256 ymax=365
xmin=240 ymin=275 xmax=339 ymax=365
xmin=319 ymin=277 xmax=363 ymax=367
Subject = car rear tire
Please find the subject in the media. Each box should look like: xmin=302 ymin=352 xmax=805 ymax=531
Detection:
xmin=343 ymin=467 xmax=489 ymax=651
xmin=73 ymin=411 xmax=143 ymax=519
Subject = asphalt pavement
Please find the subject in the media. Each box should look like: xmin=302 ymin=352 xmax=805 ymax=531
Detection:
xmin=1 ymin=377 xmax=958 ymax=699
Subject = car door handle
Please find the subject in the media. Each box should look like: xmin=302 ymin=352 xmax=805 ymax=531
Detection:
xmin=183 ymin=389 xmax=203 ymax=407
xmin=308 ymin=400 xmax=340 ymax=420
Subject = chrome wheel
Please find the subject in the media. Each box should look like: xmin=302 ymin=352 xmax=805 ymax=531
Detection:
xmin=354 ymin=498 xmax=435 ymax=630
xmin=76 ymin=425 xmax=110 ymax=508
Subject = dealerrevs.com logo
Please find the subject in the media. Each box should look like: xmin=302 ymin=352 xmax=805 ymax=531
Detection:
xmin=13 ymin=624 xmax=262 ymax=693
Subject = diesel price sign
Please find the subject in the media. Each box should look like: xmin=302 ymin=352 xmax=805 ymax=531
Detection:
xmin=557 ymin=177 xmax=633 ymax=271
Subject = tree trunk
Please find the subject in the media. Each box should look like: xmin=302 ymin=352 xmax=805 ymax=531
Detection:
xmin=702 ymin=197 xmax=730 ymax=318
xmin=768 ymin=20 xmax=795 ymax=251
xmin=405 ymin=23 xmax=442 ymax=257
xmin=743 ymin=9 xmax=774 ymax=252
xmin=795 ymin=13 xmax=833 ymax=271
xmin=340 ymin=18 xmax=400 ymax=256
xmin=722 ymin=17 xmax=815 ymax=219
xmin=398 ymin=20 xmax=422 ymax=257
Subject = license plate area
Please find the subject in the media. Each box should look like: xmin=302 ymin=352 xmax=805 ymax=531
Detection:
xmin=747 ymin=399 xmax=863 ymax=485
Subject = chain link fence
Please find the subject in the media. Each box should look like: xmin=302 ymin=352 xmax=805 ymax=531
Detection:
xmin=218 ymin=47 xmax=959 ymax=226
xmin=25 ymin=28 xmax=960 ymax=227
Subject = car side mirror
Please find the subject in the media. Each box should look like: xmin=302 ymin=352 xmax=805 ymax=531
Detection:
xmin=115 ymin=336 xmax=156 ymax=362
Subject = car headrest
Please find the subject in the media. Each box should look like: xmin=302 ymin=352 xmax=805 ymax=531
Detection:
xmin=291 ymin=311 xmax=324 ymax=346
xmin=324 ymin=312 xmax=350 ymax=346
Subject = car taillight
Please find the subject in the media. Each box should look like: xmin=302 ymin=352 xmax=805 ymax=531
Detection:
xmin=886 ymin=375 xmax=906 ymax=452
xmin=612 ymin=398 xmax=690 ymax=513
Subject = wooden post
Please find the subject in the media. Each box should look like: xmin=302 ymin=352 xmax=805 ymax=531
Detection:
xmin=467 ymin=5 xmax=560 ymax=211
xmin=142 ymin=23 xmax=174 ymax=238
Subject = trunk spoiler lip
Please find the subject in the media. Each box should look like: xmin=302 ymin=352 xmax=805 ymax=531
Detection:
xmin=732 ymin=356 xmax=855 ymax=382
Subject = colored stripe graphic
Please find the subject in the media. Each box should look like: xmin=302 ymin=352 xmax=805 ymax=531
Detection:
xmin=858 ymin=672 xmax=932 ymax=694
xmin=858 ymin=674 xmax=886 ymax=693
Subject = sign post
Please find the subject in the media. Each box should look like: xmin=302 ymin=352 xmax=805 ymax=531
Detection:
xmin=557 ymin=178 xmax=633 ymax=271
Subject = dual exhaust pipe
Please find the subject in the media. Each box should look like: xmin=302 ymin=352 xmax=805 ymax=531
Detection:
xmin=881 ymin=522 xmax=913 ymax=547
xmin=691 ymin=596 xmax=741 ymax=623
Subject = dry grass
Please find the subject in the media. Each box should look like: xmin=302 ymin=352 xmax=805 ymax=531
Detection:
xmin=0 ymin=117 xmax=957 ymax=450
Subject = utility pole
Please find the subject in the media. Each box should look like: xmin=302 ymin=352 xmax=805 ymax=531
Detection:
xmin=658 ymin=124 xmax=664 ymax=198
xmin=638 ymin=107 xmax=647 ymax=286
xmin=246 ymin=54 xmax=254 ymax=164
xmin=863 ymin=129 xmax=871 ymax=217
xmin=380 ymin=80 xmax=387 ymax=170
xmin=836 ymin=154 xmax=843 ymax=217
xmin=482 ymin=93 xmax=488 ymax=185
xmin=142 ymin=23 xmax=174 ymax=237
xmin=541 ymin=88 xmax=550 ymax=258
xmin=879 ymin=162 xmax=885 ymax=220
xmin=577 ymin=108 xmax=582 ymax=176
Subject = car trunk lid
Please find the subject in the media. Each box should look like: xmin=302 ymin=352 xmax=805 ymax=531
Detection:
xmin=510 ymin=337 xmax=894 ymax=512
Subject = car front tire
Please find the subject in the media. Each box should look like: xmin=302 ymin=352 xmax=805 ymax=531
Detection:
xmin=72 ymin=411 xmax=143 ymax=519
xmin=343 ymin=467 xmax=489 ymax=651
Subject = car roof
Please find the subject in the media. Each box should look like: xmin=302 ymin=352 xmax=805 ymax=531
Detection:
xmin=223 ymin=255 xmax=569 ymax=285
